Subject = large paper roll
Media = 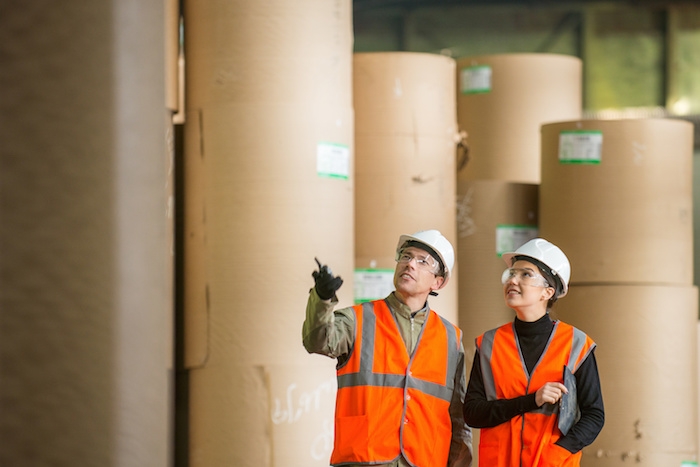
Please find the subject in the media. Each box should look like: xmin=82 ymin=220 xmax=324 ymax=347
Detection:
xmin=555 ymin=284 xmax=698 ymax=466
xmin=354 ymin=52 xmax=459 ymax=323
xmin=183 ymin=1 xmax=354 ymax=465
xmin=540 ymin=118 xmax=694 ymax=286
xmin=456 ymin=53 xmax=582 ymax=184
xmin=185 ymin=0 xmax=352 ymax=109
xmin=189 ymin=364 xmax=337 ymax=466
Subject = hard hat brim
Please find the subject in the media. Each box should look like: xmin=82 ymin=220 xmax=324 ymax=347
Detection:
xmin=396 ymin=232 xmax=452 ymax=288
xmin=501 ymin=251 xmax=569 ymax=297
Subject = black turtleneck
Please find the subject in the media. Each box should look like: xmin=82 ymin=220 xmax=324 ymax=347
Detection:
xmin=515 ymin=314 xmax=555 ymax=374
xmin=463 ymin=314 xmax=605 ymax=454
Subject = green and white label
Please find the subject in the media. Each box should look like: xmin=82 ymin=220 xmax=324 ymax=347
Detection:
xmin=354 ymin=269 xmax=394 ymax=303
xmin=317 ymin=142 xmax=350 ymax=179
xmin=460 ymin=65 xmax=492 ymax=94
xmin=496 ymin=225 xmax=539 ymax=257
xmin=559 ymin=130 xmax=603 ymax=164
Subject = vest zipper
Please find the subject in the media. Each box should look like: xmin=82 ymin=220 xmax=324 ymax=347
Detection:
xmin=520 ymin=379 xmax=531 ymax=467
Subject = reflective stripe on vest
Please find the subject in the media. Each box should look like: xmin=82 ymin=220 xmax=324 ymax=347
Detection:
xmin=476 ymin=320 xmax=595 ymax=466
xmin=331 ymin=300 xmax=462 ymax=466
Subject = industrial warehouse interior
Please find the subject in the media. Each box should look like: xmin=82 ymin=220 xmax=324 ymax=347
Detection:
xmin=1 ymin=0 xmax=699 ymax=466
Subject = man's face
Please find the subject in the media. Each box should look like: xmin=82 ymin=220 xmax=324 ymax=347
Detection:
xmin=393 ymin=246 xmax=444 ymax=297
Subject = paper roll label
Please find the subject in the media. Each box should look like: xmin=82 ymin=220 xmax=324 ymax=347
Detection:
xmin=496 ymin=225 xmax=539 ymax=257
xmin=460 ymin=65 xmax=492 ymax=94
xmin=317 ymin=142 xmax=350 ymax=179
xmin=558 ymin=130 xmax=603 ymax=164
xmin=354 ymin=269 xmax=394 ymax=303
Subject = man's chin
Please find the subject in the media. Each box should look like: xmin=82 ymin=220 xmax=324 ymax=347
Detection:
xmin=395 ymin=283 xmax=418 ymax=296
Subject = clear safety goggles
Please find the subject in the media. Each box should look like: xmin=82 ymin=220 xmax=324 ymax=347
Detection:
xmin=396 ymin=251 xmax=439 ymax=272
xmin=501 ymin=267 xmax=551 ymax=288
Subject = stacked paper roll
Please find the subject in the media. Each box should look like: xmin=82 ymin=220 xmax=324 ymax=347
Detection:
xmin=540 ymin=119 xmax=693 ymax=285
xmin=353 ymin=52 xmax=459 ymax=324
xmin=454 ymin=53 xmax=583 ymax=353
xmin=454 ymin=54 xmax=583 ymax=465
xmin=455 ymin=180 xmax=539 ymax=364
xmin=557 ymin=285 xmax=698 ymax=465
xmin=456 ymin=53 xmax=582 ymax=184
xmin=183 ymin=1 xmax=354 ymax=465
xmin=540 ymin=118 xmax=698 ymax=464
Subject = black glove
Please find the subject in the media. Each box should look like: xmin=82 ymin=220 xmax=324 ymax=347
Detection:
xmin=312 ymin=257 xmax=343 ymax=300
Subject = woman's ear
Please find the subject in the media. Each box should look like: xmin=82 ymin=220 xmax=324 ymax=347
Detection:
xmin=541 ymin=287 xmax=555 ymax=302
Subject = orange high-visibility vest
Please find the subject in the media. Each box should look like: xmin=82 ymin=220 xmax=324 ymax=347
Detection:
xmin=476 ymin=321 xmax=595 ymax=467
xmin=330 ymin=300 xmax=463 ymax=467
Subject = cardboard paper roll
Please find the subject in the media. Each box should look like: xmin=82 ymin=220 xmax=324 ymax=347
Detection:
xmin=184 ymin=103 xmax=354 ymax=367
xmin=183 ymin=104 xmax=354 ymax=467
xmin=540 ymin=118 xmax=694 ymax=286
xmin=456 ymin=53 xmax=582 ymax=184
xmin=184 ymin=0 xmax=352 ymax=109
xmin=456 ymin=180 xmax=539 ymax=365
xmin=189 ymin=363 xmax=338 ymax=466
xmin=354 ymin=52 xmax=458 ymax=323
xmin=354 ymin=52 xmax=459 ymax=138
xmin=183 ymin=2 xmax=354 ymax=465
xmin=555 ymin=284 xmax=698 ymax=466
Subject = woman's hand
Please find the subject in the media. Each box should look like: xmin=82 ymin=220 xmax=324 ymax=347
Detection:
xmin=535 ymin=382 xmax=568 ymax=407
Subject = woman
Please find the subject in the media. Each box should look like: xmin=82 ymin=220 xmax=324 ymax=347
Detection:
xmin=463 ymin=238 xmax=604 ymax=466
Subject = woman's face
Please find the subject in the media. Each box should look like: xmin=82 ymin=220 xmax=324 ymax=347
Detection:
xmin=502 ymin=259 xmax=555 ymax=321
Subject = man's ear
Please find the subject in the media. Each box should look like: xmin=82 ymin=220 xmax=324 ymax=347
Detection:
xmin=432 ymin=275 xmax=445 ymax=291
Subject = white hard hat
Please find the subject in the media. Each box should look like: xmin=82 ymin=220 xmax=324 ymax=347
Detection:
xmin=396 ymin=229 xmax=455 ymax=289
xmin=501 ymin=238 xmax=571 ymax=298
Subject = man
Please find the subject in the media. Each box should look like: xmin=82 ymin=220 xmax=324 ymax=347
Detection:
xmin=303 ymin=230 xmax=472 ymax=467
